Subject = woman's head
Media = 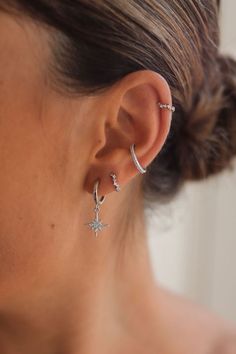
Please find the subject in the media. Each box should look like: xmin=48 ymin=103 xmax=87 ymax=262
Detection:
xmin=0 ymin=1 xmax=235 ymax=297
xmin=1 ymin=0 xmax=236 ymax=204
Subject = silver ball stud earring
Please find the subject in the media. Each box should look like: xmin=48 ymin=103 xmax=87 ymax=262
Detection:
xmin=85 ymin=179 xmax=109 ymax=238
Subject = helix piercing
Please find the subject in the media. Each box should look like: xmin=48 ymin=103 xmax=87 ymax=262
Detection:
xmin=85 ymin=179 xmax=109 ymax=238
xmin=130 ymin=144 xmax=147 ymax=174
xmin=110 ymin=172 xmax=121 ymax=192
xmin=157 ymin=102 xmax=175 ymax=112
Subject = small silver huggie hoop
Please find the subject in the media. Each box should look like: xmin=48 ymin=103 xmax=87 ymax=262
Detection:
xmin=85 ymin=179 xmax=109 ymax=238
xmin=110 ymin=173 xmax=121 ymax=192
xmin=130 ymin=144 xmax=147 ymax=174
xmin=93 ymin=179 xmax=106 ymax=205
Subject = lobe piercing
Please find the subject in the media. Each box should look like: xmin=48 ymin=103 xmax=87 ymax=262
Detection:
xmin=110 ymin=172 xmax=121 ymax=192
xmin=85 ymin=179 xmax=109 ymax=238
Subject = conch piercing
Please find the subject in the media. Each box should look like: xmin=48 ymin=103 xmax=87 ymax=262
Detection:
xmin=110 ymin=172 xmax=121 ymax=192
xmin=157 ymin=102 xmax=175 ymax=112
xmin=85 ymin=179 xmax=109 ymax=238
xmin=130 ymin=144 xmax=147 ymax=174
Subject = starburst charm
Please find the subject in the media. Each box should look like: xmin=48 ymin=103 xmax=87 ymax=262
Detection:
xmin=86 ymin=217 xmax=109 ymax=238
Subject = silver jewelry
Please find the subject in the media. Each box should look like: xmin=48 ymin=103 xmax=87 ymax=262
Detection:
xmin=85 ymin=179 xmax=109 ymax=238
xmin=110 ymin=172 xmax=121 ymax=192
xmin=130 ymin=144 xmax=147 ymax=174
xmin=157 ymin=102 xmax=175 ymax=112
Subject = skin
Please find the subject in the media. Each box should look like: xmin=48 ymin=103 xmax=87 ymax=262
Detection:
xmin=0 ymin=11 xmax=235 ymax=354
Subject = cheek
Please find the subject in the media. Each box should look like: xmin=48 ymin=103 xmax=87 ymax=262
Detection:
xmin=0 ymin=115 xmax=55 ymax=282
xmin=0 ymin=93 xmax=72 ymax=291
xmin=0 ymin=14 xmax=85 ymax=296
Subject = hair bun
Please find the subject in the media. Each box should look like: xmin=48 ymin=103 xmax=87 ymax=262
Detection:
xmin=177 ymin=54 xmax=236 ymax=181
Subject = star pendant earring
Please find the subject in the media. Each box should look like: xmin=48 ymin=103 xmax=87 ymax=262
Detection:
xmin=85 ymin=179 xmax=109 ymax=238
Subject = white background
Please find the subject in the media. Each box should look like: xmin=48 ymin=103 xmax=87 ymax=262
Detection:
xmin=147 ymin=0 xmax=236 ymax=324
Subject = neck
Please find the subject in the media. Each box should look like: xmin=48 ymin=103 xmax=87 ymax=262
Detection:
xmin=0 ymin=182 xmax=160 ymax=354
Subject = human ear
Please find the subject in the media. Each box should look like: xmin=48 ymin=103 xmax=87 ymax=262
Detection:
xmin=84 ymin=69 xmax=174 ymax=195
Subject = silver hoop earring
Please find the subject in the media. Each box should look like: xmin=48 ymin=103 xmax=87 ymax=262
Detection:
xmin=110 ymin=172 xmax=121 ymax=192
xmin=130 ymin=144 xmax=147 ymax=174
xmin=157 ymin=102 xmax=175 ymax=112
xmin=85 ymin=179 xmax=109 ymax=238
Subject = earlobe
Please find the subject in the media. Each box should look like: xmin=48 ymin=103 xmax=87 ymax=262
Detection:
xmin=84 ymin=70 xmax=175 ymax=196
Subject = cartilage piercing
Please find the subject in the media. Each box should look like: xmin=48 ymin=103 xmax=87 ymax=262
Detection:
xmin=110 ymin=172 xmax=121 ymax=192
xmin=157 ymin=102 xmax=175 ymax=112
xmin=130 ymin=144 xmax=147 ymax=174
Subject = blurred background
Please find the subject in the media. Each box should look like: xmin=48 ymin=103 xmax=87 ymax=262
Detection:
xmin=147 ymin=0 xmax=236 ymax=324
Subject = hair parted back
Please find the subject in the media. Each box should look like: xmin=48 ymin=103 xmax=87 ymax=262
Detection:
xmin=1 ymin=0 xmax=236 ymax=203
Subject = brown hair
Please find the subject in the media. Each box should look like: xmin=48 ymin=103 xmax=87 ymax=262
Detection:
xmin=1 ymin=0 xmax=236 ymax=203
